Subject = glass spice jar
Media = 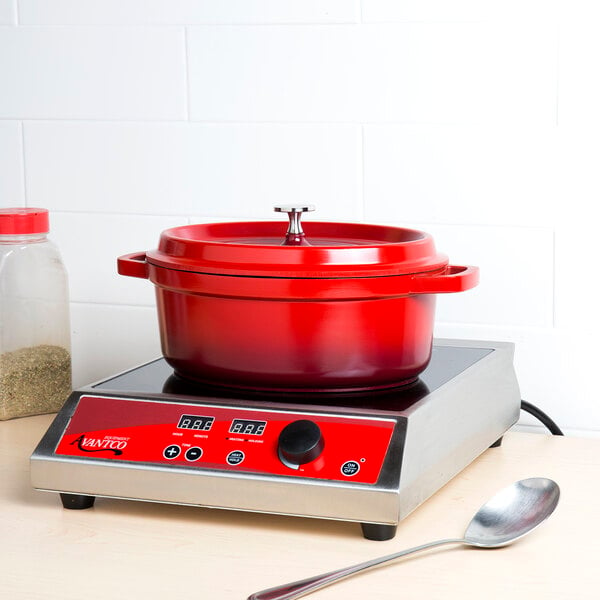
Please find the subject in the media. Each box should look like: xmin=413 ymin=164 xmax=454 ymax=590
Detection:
xmin=0 ymin=208 xmax=72 ymax=420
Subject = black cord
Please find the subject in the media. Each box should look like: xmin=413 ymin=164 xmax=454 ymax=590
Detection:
xmin=520 ymin=400 xmax=564 ymax=436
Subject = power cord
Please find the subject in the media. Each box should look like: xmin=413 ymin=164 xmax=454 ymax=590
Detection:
xmin=520 ymin=400 xmax=564 ymax=436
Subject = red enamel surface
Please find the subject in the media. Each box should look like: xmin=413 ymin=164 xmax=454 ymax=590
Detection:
xmin=155 ymin=288 xmax=437 ymax=391
xmin=149 ymin=221 xmax=446 ymax=278
xmin=116 ymin=218 xmax=479 ymax=392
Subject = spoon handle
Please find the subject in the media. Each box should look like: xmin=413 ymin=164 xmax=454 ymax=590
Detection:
xmin=247 ymin=537 xmax=464 ymax=600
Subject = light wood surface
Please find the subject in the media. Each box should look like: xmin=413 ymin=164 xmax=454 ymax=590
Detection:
xmin=1 ymin=414 xmax=599 ymax=599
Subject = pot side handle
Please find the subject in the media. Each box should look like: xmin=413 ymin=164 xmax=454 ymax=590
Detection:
xmin=117 ymin=252 xmax=149 ymax=279
xmin=410 ymin=265 xmax=479 ymax=294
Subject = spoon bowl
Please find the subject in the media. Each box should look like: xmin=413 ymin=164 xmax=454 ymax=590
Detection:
xmin=248 ymin=477 xmax=560 ymax=600
xmin=464 ymin=477 xmax=560 ymax=547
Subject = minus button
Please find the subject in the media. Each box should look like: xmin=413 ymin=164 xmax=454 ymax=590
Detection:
xmin=185 ymin=447 xmax=203 ymax=462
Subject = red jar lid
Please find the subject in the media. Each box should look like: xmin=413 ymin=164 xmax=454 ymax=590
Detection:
xmin=0 ymin=208 xmax=50 ymax=235
xmin=147 ymin=208 xmax=449 ymax=278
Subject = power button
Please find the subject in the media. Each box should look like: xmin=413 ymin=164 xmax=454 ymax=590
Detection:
xmin=341 ymin=461 xmax=361 ymax=477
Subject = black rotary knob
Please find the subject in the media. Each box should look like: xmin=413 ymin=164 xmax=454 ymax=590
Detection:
xmin=278 ymin=420 xmax=324 ymax=467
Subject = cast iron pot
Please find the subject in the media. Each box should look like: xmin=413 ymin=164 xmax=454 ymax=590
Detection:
xmin=118 ymin=206 xmax=479 ymax=392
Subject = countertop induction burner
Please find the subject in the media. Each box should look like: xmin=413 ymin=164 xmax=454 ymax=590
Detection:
xmin=31 ymin=339 xmax=521 ymax=540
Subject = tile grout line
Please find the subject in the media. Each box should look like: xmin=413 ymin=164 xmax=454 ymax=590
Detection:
xmin=70 ymin=300 xmax=156 ymax=309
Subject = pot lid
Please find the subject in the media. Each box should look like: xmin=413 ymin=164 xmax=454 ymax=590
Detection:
xmin=146 ymin=205 xmax=449 ymax=278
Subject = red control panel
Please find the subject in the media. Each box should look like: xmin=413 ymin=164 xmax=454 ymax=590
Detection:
xmin=55 ymin=395 xmax=396 ymax=484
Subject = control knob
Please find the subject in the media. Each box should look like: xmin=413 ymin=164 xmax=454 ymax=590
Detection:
xmin=278 ymin=420 xmax=324 ymax=468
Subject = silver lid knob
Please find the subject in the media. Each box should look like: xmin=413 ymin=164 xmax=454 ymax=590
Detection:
xmin=274 ymin=205 xmax=315 ymax=245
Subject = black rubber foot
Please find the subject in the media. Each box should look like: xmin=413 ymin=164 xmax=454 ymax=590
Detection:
xmin=489 ymin=436 xmax=504 ymax=448
xmin=361 ymin=523 xmax=397 ymax=541
xmin=60 ymin=493 xmax=96 ymax=510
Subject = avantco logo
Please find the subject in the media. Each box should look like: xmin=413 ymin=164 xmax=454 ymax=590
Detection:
xmin=70 ymin=434 xmax=128 ymax=456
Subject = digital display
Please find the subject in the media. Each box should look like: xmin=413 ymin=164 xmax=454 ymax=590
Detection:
xmin=177 ymin=414 xmax=214 ymax=431
xmin=229 ymin=419 xmax=267 ymax=436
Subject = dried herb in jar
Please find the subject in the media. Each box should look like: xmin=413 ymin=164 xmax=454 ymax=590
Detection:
xmin=0 ymin=344 xmax=72 ymax=420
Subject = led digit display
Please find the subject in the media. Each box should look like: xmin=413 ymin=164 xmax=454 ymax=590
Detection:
xmin=229 ymin=419 xmax=267 ymax=436
xmin=177 ymin=414 xmax=214 ymax=431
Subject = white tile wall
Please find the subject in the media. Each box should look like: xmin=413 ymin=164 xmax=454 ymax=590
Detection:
xmin=70 ymin=303 xmax=161 ymax=387
xmin=420 ymin=224 xmax=554 ymax=328
xmin=187 ymin=23 xmax=556 ymax=124
xmin=362 ymin=0 xmax=558 ymax=22
xmin=0 ymin=0 xmax=15 ymax=24
xmin=0 ymin=27 xmax=186 ymax=120
xmin=50 ymin=212 xmax=184 ymax=306
xmin=0 ymin=121 xmax=24 ymax=204
xmin=553 ymin=125 xmax=600 ymax=334
xmin=558 ymin=19 xmax=600 ymax=127
xmin=363 ymin=124 xmax=560 ymax=227
xmin=24 ymin=122 xmax=361 ymax=219
xmin=1 ymin=1 xmax=599 ymax=436
xmin=18 ymin=0 xmax=359 ymax=25
xmin=553 ymin=224 xmax=599 ymax=332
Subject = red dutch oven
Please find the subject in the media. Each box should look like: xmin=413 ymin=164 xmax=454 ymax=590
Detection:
xmin=118 ymin=206 xmax=479 ymax=392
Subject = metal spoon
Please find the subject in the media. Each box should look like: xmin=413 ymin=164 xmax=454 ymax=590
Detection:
xmin=247 ymin=477 xmax=560 ymax=600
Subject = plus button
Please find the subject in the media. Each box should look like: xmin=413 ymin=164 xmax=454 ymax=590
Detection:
xmin=163 ymin=444 xmax=181 ymax=460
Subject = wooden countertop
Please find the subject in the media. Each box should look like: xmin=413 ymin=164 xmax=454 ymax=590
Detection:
xmin=2 ymin=414 xmax=599 ymax=599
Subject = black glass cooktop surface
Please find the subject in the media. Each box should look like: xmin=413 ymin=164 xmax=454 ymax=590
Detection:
xmin=91 ymin=345 xmax=492 ymax=412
